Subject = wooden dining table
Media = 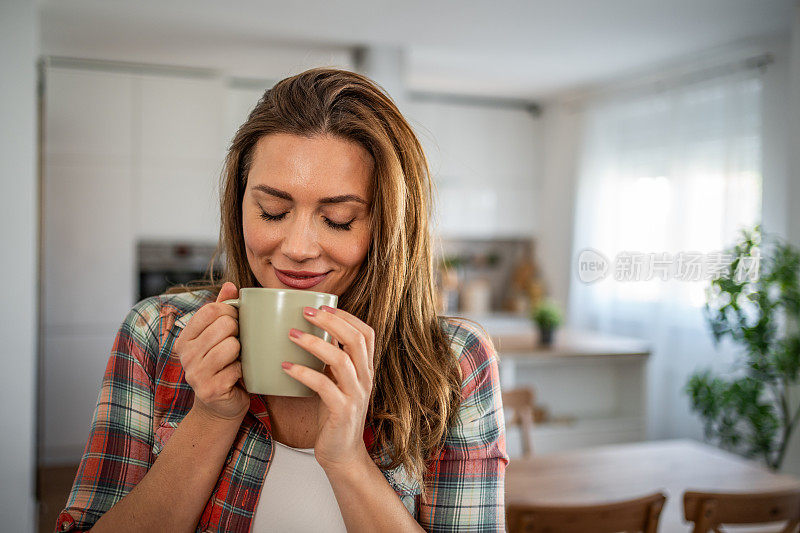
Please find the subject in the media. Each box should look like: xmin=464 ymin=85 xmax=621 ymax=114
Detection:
xmin=505 ymin=439 xmax=800 ymax=532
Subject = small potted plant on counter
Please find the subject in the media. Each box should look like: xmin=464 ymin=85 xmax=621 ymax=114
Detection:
xmin=531 ymin=299 xmax=563 ymax=347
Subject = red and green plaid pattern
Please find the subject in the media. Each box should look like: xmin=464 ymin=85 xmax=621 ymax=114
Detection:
xmin=56 ymin=290 xmax=508 ymax=532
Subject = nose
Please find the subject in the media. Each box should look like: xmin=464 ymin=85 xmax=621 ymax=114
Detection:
xmin=280 ymin=213 xmax=322 ymax=264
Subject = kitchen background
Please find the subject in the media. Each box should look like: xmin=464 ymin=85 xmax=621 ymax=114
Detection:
xmin=3 ymin=0 xmax=800 ymax=530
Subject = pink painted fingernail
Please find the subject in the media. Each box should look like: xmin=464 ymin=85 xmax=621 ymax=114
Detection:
xmin=303 ymin=306 xmax=318 ymax=317
xmin=321 ymin=305 xmax=336 ymax=313
xmin=281 ymin=361 xmax=293 ymax=370
xmin=289 ymin=328 xmax=303 ymax=338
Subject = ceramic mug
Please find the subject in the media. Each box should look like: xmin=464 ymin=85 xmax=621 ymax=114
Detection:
xmin=224 ymin=287 xmax=338 ymax=397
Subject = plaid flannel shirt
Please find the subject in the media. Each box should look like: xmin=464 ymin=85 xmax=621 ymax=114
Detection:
xmin=56 ymin=289 xmax=508 ymax=532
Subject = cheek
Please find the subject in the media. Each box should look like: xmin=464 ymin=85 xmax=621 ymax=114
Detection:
xmin=242 ymin=218 xmax=278 ymax=254
xmin=327 ymin=230 xmax=371 ymax=268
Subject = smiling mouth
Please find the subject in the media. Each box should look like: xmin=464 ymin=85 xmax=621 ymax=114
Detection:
xmin=273 ymin=267 xmax=331 ymax=289
xmin=277 ymin=270 xmax=328 ymax=278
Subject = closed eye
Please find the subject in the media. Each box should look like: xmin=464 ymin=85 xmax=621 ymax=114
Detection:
xmin=259 ymin=210 xmax=287 ymax=222
xmin=258 ymin=209 xmax=354 ymax=231
xmin=324 ymin=218 xmax=354 ymax=231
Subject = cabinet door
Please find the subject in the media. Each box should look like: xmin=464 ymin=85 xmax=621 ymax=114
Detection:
xmin=440 ymin=102 xmax=494 ymax=184
xmin=424 ymin=101 xmax=539 ymax=238
xmin=137 ymin=74 xmax=225 ymax=161
xmin=441 ymin=103 xmax=540 ymax=186
xmin=41 ymin=331 xmax=118 ymax=465
xmin=403 ymin=100 xmax=446 ymax=181
xmin=44 ymin=67 xmax=133 ymax=162
xmin=135 ymin=74 xmax=225 ymax=240
xmin=42 ymin=161 xmax=135 ymax=328
xmin=136 ymin=159 xmax=222 ymax=240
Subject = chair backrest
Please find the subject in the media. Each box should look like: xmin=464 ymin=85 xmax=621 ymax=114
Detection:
xmin=683 ymin=489 xmax=800 ymax=533
xmin=506 ymin=492 xmax=667 ymax=533
xmin=502 ymin=387 xmax=536 ymax=458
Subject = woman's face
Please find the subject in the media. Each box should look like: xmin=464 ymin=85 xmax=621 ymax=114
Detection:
xmin=242 ymin=133 xmax=373 ymax=296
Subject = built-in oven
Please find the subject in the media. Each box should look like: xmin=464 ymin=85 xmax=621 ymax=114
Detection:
xmin=137 ymin=241 xmax=225 ymax=300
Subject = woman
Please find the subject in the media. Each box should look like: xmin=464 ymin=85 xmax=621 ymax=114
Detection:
xmin=57 ymin=67 xmax=508 ymax=532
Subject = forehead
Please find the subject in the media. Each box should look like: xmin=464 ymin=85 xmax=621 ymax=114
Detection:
xmin=247 ymin=133 xmax=374 ymax=200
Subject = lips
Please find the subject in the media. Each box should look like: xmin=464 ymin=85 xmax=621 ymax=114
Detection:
xmin=273 ymin=267 xmax=330 ymax=289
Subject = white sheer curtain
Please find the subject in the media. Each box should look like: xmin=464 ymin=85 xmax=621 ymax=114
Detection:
xmin=568 ymin=68 xmax=763 ymax=440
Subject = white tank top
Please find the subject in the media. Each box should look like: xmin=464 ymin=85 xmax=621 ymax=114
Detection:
xmin=250 ymin=440 xmax=347 ymax=532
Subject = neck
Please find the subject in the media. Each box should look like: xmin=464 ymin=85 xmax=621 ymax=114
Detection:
xmin=262 ymin=394 xmax=320 ymax=448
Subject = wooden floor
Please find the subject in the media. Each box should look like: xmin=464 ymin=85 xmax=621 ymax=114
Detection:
xmin=38 ymin=464 xmax=78 ymax=533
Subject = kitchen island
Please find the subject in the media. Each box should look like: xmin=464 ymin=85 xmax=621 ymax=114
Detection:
xmin=461 ymin=314 xmax=652 ymax=456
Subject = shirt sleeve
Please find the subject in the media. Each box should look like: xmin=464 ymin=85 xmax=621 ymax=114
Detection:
xmin=417 ymin=320 xmax=509 ymax=532
xmin=55 ymin=297 xmax=162 ymax=532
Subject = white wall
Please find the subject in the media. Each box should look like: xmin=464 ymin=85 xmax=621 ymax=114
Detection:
xmin=0 ymin=0 xmax=38 ymax=530
xmin=789 ymin=1 xmax=800 ymax=250
xmin=774 ymin=0 xmax=800 ymax=476
xmin=761 ymin=37 xmax=791 ymax=242
xmin=535 ymin=102 xmax=584 ymax=309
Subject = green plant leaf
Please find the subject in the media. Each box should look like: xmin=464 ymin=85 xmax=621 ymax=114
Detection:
xmin=686 ymin=225 xmax=800 ymax=470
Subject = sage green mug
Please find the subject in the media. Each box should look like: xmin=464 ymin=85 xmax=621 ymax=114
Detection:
xmin=224 ymin=287 xmax=338 ymax=397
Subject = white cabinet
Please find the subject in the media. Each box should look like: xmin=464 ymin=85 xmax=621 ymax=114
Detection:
xmin=44 ymin=68 xmax=133 ymax=162
xmin=224 ymin=84 xmax=270 ymax=148
xmin=42 ymin=66 xmax=137 ymax=464
xmin=138 ymin=74 xmax=226 ymax=161
xmin=43 ymin=68 xmax=136 ymax=330
xmin=136 ymin=159 xmax=222 ymax=241
xmin=404 ymin=99 xmax=539 ymax=238
xmin=41 ymin=331 xmax=118 ymax=465
xmin=42 ymin=161 xmax=135 ymax=329
xmin=479 ymin=317 xmax=651 ymax=457
xmin=404 ymin=100 xmax=446 ymax=181
xmin=135 ymin=74 xmax=226 ymax=240
xmin=501 ymin=354 xmax=648 ymax=456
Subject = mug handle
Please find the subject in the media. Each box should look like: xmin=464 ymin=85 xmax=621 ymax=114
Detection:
xmin=223 ymin=299 xmax=239 ymax=308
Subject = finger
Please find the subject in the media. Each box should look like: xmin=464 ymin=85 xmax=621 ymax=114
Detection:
xmin=320 ymin=307 xmax=374 ymax=349
xmin=304 ymin=307 xmax=372 ymax=386
xmin=182 ymin=301 xmax=238 ymax=342
xmin=181 ymin=282 xmax=238 ymax=341
xmin=216 ymin=282 xmax=239 ymax=303
xmin=319 ymin=306 xmax=375 ymax=375
xmin=282 ymin=362 xmax=346 ymax=410
xmin=215 ymin=360 xmax=243 ymax=391
xmin=193 ymin=314 xmax=239 ymax=358
xmin=197 ymin=336 xmax=240 ymax=381
xmin=289 ymin=329 xmax=360 ymax=395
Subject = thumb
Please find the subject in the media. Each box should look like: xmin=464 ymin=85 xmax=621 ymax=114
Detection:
xmin=216 ymin=281 xmax=239 ymax=303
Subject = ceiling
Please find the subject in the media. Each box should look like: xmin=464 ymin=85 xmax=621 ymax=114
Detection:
xmin=39 ymin=0 xmax=795 ymax=100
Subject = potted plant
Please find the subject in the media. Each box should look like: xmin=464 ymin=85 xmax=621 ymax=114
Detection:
xmin=531 ymin=300 xmax=563 ymax=346
xmin=686 ymin=225 xmax=800 ymax=470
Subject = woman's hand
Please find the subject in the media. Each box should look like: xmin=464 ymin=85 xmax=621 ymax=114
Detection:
xmin=174 ymin=282 xmax=250 ymax=422
xmin=283 ymin=305 xmax=375 ymax=473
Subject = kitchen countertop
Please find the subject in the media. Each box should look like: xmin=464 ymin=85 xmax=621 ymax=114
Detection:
xmin=453 ymin=313 xmax=651 ymax=359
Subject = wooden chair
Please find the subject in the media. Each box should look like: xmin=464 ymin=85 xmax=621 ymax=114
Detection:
xmin=506 ymin=492 xmax=666 ymax=533
xmin=502 ymin=387 xmax=536 ymax=458
xmin=683 ymin=489 xmax=800 ymax=533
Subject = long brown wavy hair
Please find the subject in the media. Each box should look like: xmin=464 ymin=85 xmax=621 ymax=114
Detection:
xmin=169 ymin=67 xmax=463 ymax=492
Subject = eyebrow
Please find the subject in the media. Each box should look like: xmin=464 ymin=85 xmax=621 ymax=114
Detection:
xmin=251 ymin=184 xmax=368 ymax=205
